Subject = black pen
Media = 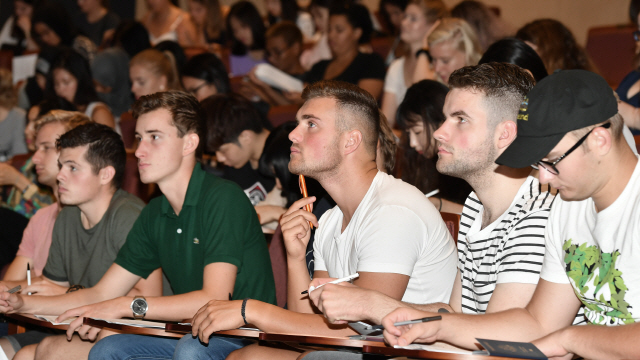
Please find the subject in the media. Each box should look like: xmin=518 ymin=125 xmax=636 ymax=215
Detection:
xmin=365 ymin=315 xmax=442 ymax=331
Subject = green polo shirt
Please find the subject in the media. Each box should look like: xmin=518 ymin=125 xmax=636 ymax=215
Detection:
xmin=115 ymin=164 xmax=276 ymax=304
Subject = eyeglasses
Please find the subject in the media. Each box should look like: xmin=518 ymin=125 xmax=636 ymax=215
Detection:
xmin=634 ymin=30 xmax=640 ymax=42
xmin=187 ymin=82 xmax=208 ymax=95
xmin=531 ymin=122 xmax=611 ymax=176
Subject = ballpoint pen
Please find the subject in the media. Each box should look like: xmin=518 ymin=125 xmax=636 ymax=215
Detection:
xmin=27 ymin=264 xmax=31 ymax=295
xmin=301 ymin=273 xmax=359 ymax=295
xmin=365 ymin=315 xmax=442 ymax=331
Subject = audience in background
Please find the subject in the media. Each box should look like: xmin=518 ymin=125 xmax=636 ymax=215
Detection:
xmin=300 ymin=0 xmax=335 ymax=70
xmin=17 ymin=46 xmax=61 ymax=111
xmin=265 ymin=0 xmax=315 ymax=40
xmin=378 ymin=0 xmax=409 ymax=64
xmin=304 ymin=3 xmax=385 ymax=99
xmin=181 ymin=53 xmax=230 ymax=101
xmin=109 ymin=20 xmax=151 ymax=58
xmin=381 ymin=0 xmax=448 ymax=125
xmin=226 ymin=1 xmax=267 ymax=76
xmin=188 ymin=0 xmax=228 ymax=49
xmin=451 ymin=0 xmax=511 ymax=52
xmin=616 ymin=0 xmax=640 ymax=132
xmin=516 ymin=19 xmax=596 ymax=75
xmin=397 ymin=80 xmax=470 ymax=213
xmin=47 ymin=49 xmax=115 ymax=128
xmin=427 ymin=17 xmax=482 ymax=84
xmin=478 ymin=37 xmax=548 ymax=83
xmin=142 ymin=0 xmax=197 ymax=47
xmin=31 ymin=2 xmax=97 ymax=61
xmin=91 ymin=48 xmax=133 ymax=119
xmin=0 ymin=0 xmax=38 ymax=54
xmin=129 ymin=48 xmax=182 ymax=100
xmin=76 ymin=0 xmax=120 ymax=47
xmin=0 ymin=69 xmax=28 ymax=161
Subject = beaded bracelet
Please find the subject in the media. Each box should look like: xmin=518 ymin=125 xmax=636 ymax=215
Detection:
xmin=241 ymin=298 xmax=249 ymax=325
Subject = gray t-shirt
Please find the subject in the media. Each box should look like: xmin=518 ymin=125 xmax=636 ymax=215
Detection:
xmin=0 ymin=108 xmax=27 ymax=161
xmin=43 ymin=189 xmax=144 ymax=287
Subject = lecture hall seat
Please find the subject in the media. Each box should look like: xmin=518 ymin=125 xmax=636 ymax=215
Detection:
xmin=440 ymin=212 xmax=460 ymax=241
xmin=586 ymin=24 xmax=636 ymax=88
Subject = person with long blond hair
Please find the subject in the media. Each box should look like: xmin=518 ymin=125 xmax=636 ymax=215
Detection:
xmin=129 ymin=48 xmax=182 ymax=100
xmin=426 ymin=17 xmax=481 ymax=84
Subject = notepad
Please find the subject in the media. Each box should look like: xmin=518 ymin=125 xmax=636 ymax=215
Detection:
xmin=254 ymin=63 xmax=304 ymax=93
xmin=393 ymin=342 xmax=473 ymax=355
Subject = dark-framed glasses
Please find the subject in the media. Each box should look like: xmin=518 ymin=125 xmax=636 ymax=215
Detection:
xmin=531 ymin=122 xmax=611 ymax=175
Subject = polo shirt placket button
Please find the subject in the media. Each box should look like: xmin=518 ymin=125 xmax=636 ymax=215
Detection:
xmin=177 ymin=228 xmax=182 ymax=234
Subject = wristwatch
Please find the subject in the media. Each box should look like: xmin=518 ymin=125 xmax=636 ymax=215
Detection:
xmin=130 ymin=295 xmax=148 ymax=319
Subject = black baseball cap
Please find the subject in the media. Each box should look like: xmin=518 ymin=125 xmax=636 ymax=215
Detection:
xmin=496 ymin=70 xmax=617 ymax=168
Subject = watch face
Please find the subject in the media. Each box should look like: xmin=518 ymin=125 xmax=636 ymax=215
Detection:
xmin=132 ymin=299 xmax=147 ymax=314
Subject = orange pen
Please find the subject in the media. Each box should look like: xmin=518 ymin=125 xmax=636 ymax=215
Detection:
xmin=298 ymin=175 xmax=314 ymax=229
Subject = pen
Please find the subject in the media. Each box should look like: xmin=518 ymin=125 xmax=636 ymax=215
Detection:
xmin=365 ymin=315 xmax=442 ymax=331
xmin=7 ymin=285 xmax=21 ymax=294
xmin=298 ymin=175 xmax=314 ymax=229
xmin=27 ymin=264 xmax=31 ymax=295
xmin=301 ymin=273 xmax=359 ymax=295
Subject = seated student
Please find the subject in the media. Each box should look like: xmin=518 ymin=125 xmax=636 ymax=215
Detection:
xmin=200 ymin=94 xmax=275 ymax=207
xmin=303 ymin=63 xmax=556 ymax=359
xmin=242 ymin=21 xmax=307 ymax=106
xmin=129 ymin=49 xmax=182 ymax=100
xmin=188 ymin=0 xmax=228 ymax=49
xmin=181 ymin=80 xmax=457 ymax=360
xmin=300 ymin=0 xmax=333 ymax=71
xmin=0 ymin=91 xmax=276 ymax=360
xmin=226 ymin=1 xmax=267 ymax=76
xmin=303 ymin=4 xmax=386 ymax=100
xmin=381 ymin=70 xmax=640 ymax=360
xmin=141 ymin=0 xmax=197 ymax=47
xmin=265 ymin=0 xmax=315 ymax=41
xmin=2 ymin=110 xmax=90 ymax=283
xmin=76 ymin=0 xmax=121 ymax=47
xmin=91 ymin=48 xmax=133 ymax=120
xmin=0 ymin=122 xmax=160 ymax=360
xmin=181 ymin=53 xmax=231 ymax=102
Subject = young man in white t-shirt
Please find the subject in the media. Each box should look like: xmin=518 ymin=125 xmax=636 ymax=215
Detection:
xmin=186 ymin=80 xmax=457 ymax=360
xmin=382 ymin=70 xmax=640 ymax=359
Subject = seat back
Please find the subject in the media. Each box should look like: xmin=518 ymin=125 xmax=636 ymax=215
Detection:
xmin=267 ymin=104 xmax=300 ymax=128
xmin=440 ymin=212 xmax=460 ymax=241
xmin=268 ymin=225 xmax=288 ymax=308
xmin=586 ymin=25 xmax=636 ymax=87
xmin=119 ymin=111 xmax=137 ymax=150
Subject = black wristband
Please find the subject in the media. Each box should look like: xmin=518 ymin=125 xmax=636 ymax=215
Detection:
xmin=415 ymin=48 xmax=431 ymax=61
xmin=241 ymin=298 xmax=249 ymax=325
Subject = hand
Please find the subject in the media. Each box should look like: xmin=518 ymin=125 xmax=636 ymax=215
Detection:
xmin=22 ymin=278 xmax=68 ymax=296
xmin=255 ymin=205 xmax=286 ymax=225
xmin=247 ymin=67 xmax=268 ymax=89
xmin=308 ymin=279 xmax=367 ymax=324
xmin=279 ymin=196 xmax=318 ymax=262
xmin=0 ymin=163 xmax=23 ymax=187
xmin=532 ymin=329 xmax=574 ymax=360
xmin=16 ymin=15 xmax=31 ymax=36
xmin=0 ymin=285 xmax=24 ymax=314
xmin=422 ymin=19 xmax=441 ymax=49
xmin=382 ymin=307 xmax=441 ymax=347
xmin=57 ymin=297 xmax=126 ymax=341
xmin=191 ymin=300 xmax=246 ymax=343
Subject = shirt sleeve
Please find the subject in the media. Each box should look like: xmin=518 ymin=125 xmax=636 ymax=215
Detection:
xmin=540 ymin=202 xmax=571 ymax=284
xmin=384 ymin=58 xmax=403 ymax=95
xmin=16 ymin=215 xmax=36 ymax=259
xmin=495 ymin=209 xmax=550 ymax=284
xmin=115 ymin=204 xmax=161 ymax=279
xmin=42 ymin=210 xmax=69 ymax=282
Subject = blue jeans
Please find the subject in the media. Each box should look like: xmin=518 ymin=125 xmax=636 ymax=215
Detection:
xmin=88 ymin=333 xmax=253 ymax=360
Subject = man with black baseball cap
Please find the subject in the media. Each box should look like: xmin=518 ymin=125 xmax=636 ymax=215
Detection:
xmin=380 ymin=70 xmax=640 ymax=359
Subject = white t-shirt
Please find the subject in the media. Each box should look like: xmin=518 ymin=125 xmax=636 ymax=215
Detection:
xmin=541 ymin=155 xmax=640 ymax=325
xmin=313 ymin=171 xmax=458 ymax=304
xmin=384 ymin=57 xmax=407 ymax=105
xmin=458 ymin=176 xmax=554 ymax=314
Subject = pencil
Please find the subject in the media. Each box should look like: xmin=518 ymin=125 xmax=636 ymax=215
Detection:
xmin=365 ymin=315 xmax=442 ymax=331
xmin=298 ymin=175 xmax=314 ymax=229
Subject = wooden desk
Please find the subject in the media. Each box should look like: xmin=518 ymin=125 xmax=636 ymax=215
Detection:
xmin=164 ymin=323 xmax=261 ymax=339
xmin=4 ymin=313 xmax=68 ymax=334
xmin=362 ymin=344 xmax=518 ymax=359
xmin=259 ymin=332 xmax=385 ymax=350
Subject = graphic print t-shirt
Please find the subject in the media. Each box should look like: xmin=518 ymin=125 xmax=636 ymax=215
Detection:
xmin=541 ymin=155 xmax=640 ymax=325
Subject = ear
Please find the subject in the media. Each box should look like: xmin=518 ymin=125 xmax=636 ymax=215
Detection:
xmin=182 ymin=132 xmax=200 ymax=156
xmin=237 ymin=129 xmax=254 ymax=146
xmin=353 ymin=27 xmax=363 ymax=43
xmin=590 ymin=125 xmax=613 ymax=156
xmin=99 ymin=166 xmax=116 ymax=186
xmin=343 ymin=129 xmax=363 ymax=155
xmin=496 ymin=120 xmax=517 ymax=150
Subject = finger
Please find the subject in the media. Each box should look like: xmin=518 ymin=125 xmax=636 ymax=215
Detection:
xmin=87 ymin=326 xmax=102 ymax=341
xmin=282 ymin=197 xmax=316 ymax=218
xmin=66 ymin=317 xmax=83 ymax=340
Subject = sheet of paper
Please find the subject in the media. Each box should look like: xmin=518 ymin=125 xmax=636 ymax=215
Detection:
xmin=11 ymin=54 xmax=37 ymax=85
xmin=91 ymin=318 xmax=166 ymax=329
xmin=34 ymin=315 xmax=76 ymax=325
xmin=394 ymin=342 xmax=473 ymax=354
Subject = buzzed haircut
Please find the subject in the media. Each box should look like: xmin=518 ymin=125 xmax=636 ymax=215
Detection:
xmin=302 ymin=80 xmax=380 ymax=156
xmin=448 ymin=62 xmax=535 ymax=128
xmin=266 ymin=21 xmax=303 ymax=48
xmin=200 ymin=93 xmax=271 ymax=153
xmin=56 ymin=123 xmax=126 ymax=190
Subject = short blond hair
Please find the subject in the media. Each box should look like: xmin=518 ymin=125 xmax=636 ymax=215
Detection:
xmin=34 ymin=110 xmax=92 ymax=134
xmin=428 ymin=18 xmax=482 ymax=67
xmin=0 ymin=69 xmax=17 ymax=109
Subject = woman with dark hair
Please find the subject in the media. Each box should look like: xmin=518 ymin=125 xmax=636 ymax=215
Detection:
xmin=226 ymin=1 xmax=267 ymax=76
xmin=516 ymin=19 xmax=596 ymax=75
xmin=451 ymin=0 xmax=511 ymax=52
xmin=76 ymin=0 xmax=121 ymax=47
xmin=304 ymin=3 xmax=386 ymax=99
xmin=30 ymin=2 xmax=97 ymax=61
xmin=397 ymin=80 xmax=470 ymax=213
xmin=141 ymin=0 xmax=197 ymax=46
xmin=265 ymin=0 xmax=315 ymax=40
xmin=188 ymin=0 xmax=228 ymax=48
xmin=378 ymin=0 xmax=409 ymax=64
xmin=181 ymin=53 xmax=230 ymax=101
xmin=47 ymin=49 xmax=115 ymax=128
xmin=0 ymin=0 xmax=38 ymax=54
xmin=300 ymin=0 xmax=338 ymax=70
xmin=478 ymin=38 xmax=547 ymax=83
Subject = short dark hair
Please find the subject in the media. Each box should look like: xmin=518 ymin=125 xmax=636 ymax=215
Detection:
xmin=302 ymin=80 xmax=380 ymax=156
xmin=449 ymin=62 xmax=535 ymax=127
xmin=266 ymin=21 xmax=303 ymax=49
xmin=227 ymin=1 xmax=266 ymax=56
xmin=47 ymin=49 xmax=100 ymax=107
xmin=56 ymin=123 xmax=126 ymax=190
xmin=330 ymin=3 xmax=374 ymax=44
xmin=181 ymin=53 xmax=231 ymax=94
xmin=200 ymin=93 xmax=270 ymax=153
xmin=479 ymin=38 xmax=548 ymax=83
xmin=132 ymin=91 xmax=204 ymax=154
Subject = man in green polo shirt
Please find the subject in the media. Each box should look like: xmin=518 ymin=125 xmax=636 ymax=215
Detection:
xmin=0 ymin=91 xmax=276 ymax=360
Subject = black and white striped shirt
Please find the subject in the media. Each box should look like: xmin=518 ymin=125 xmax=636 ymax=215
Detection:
xmin=458 ymin=176 xmax=555 ymax=314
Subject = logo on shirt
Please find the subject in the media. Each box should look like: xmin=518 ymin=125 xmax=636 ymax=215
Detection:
xmin=563 ymin=240 xmax=633 ymax=324
xmin=244 ymin=182 xmax=268 ymax=206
